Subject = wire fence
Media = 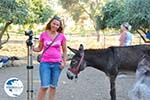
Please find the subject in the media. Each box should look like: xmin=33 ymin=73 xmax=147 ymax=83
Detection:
xmin=67 ymin=34 xmax=146 ymax=49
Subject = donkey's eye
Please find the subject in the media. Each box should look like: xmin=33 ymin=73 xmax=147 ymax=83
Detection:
xmin=72 ymin=60 xmax=78 ymax=64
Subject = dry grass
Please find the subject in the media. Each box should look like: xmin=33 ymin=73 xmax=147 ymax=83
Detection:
xmin=0 ymin=35 xmax=27 ymax=57
xmin=0 ymin=34 xmax=146 ymax=58
xmin=67 ymin=34 xmax=145 ymax=49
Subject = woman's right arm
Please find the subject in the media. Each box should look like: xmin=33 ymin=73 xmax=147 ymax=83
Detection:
xmin=32 ymin=41 xmax=43 ymax=52
xmin=119 ymin=33 xmax=125 ymax=46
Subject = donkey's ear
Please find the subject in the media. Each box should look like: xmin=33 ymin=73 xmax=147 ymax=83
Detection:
xmin=79 ymin=44 xmax=84 ymax=51
xmin=67 ymin=46 xmax=78 ymax=54
xmin=79 ymin=44 xmax=84 ymax=56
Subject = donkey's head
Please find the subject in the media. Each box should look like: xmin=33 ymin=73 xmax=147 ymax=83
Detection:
xmin=67 ymin=44 xmax=87 ymax=80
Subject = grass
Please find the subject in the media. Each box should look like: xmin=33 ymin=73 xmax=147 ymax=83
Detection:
xmin=0 ymin=33 xmax=145 ymax=58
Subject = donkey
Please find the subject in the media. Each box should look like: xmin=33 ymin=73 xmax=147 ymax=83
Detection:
xmin=129 ymin=50 xmax=150 ymax=100
xmin=66 ymin=44 xmax=150 ymax=100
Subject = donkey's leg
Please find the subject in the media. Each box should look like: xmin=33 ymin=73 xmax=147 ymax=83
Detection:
xmin=109 ymin=76 xmax=116 ymax=100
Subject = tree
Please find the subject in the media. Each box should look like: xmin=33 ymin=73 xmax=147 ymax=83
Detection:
xmin=59 ymin=0 xmax=105 ymax=41
xmin=0 ymin=0 xmax=28 ymax=48
xmin=97 ymin=0 xmax=150 ymax=34
xmin=25 ymin=0 xmax=54 ymax=25
xmin=124 ymin=0 xmax=150 ymax=33
xmin=0 ymin=0 xmax=54 ymax=49
xmin=96 ymin=0 xmax=125 ymax=30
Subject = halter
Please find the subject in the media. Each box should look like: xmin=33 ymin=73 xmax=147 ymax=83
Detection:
xmin=68 ymin=53 xmax=84 ymax=75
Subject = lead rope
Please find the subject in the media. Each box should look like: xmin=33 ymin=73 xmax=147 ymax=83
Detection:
xmin=74 ymin=53 xmax=84 ymax=82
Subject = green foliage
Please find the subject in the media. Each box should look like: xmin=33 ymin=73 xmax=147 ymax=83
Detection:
xmin=97 ymin=0 xmax=150 ymax=31
xmin=96 ymin=0 xmax=124 ymax=30
xmin=124 ymin=0 xmax=150 ymax=30
xmin=0 ymin=0 xmax=54 ymax=48
xmin=0 ymin=0 xmax=28 ymax=24
xmin=59 ymin=0 xmax=102 ymax=23
xmin=59 ymin=0 xmax=79 ymax=10
xmin=0 ymin=0 xmax=54 ymax=25
xmin=59 ymin=0 xmax=82 ymax=21
xmin=95 ymin=15 xmax=106 ymax=30
xmin=25 ymin=0 xmax=54 ymax=24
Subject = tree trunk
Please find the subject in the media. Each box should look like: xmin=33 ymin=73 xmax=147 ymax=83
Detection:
xmin=0 ymin=20 xmax=13 ymax=49
xmin=78 ymin=4 xmax=100 ymax=42
xmin=96 ymin=30 xmax=100 ymax=41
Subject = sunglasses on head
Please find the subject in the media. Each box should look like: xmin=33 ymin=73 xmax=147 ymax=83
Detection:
xmin=53 ymin=15 xmax=61 ymax=21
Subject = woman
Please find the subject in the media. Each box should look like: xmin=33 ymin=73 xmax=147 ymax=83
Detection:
xmin=33 ymin=16 xmax=67 ymax=100
xmin=119 ymin=22 xmax=133 ymax=46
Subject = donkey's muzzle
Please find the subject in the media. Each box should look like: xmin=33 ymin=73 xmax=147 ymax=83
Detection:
xmin=66 ymin=70 xmax=76 ymax=80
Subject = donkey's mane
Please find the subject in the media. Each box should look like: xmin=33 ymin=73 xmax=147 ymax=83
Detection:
xmin=84 ymin=44 xmax=150 ymax=54
xmin=84 ymin=48 xmax=111 ymax=56
xmin=84 ymin=44 xmax=149 ymax=56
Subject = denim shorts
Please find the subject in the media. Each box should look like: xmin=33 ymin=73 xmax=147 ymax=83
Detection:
xmin=39 ymin=62 xmax=61 ymax=88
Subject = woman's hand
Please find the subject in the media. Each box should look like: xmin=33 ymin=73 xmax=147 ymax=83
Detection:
xmin=60 ymin=61 xmax=66 ymax=70
xmin=32 ymin=41 xmax=43 ymax=52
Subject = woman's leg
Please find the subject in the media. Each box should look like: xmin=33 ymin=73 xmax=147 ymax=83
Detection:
xmin=38 ymin=62 xmax=51 ymax=100
xmin=37 ymin=87 xmax=48 ymax=100
xmin=48 ymin=87 xmax=56 ymax=100
xmin=48 ymin=62 xmax=61 ymax=100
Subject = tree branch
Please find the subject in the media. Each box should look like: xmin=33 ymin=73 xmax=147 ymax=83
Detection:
xmin=0 ymin=20 xmax=13 ymax=48
xmin=137 ymin=30 xmax=150 ymax=43
xmin=1 ymin=30 xmax=10 ymax=45
xmin=78 ymin=3 xmax=94 ymax=21
xmin=139 ymin=27 xmax=147 ymax=34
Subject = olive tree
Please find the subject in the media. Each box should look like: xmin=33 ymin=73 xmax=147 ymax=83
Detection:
xmin=97 ymin=0 xmax=150 ymax=33
xmin=0 ymin=0 xmax=28 ymax=48
xmin=59 ymin=0 xmax=105 ymax=41
xmin=0 ymin=0 xmax=54 ymax=49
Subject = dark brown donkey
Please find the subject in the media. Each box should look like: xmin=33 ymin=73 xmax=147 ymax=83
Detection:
xmin=67 ymin=44 xmax=150 ymax=100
